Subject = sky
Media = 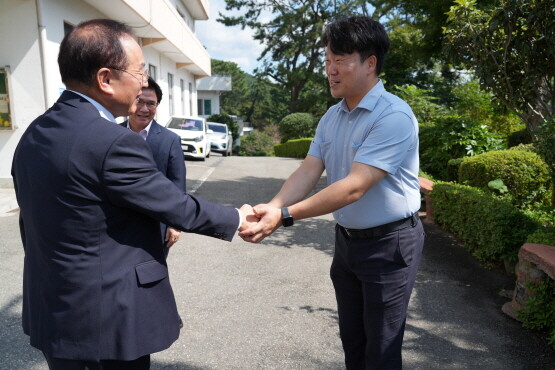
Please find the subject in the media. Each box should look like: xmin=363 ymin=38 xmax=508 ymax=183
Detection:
xmin=196 ymin=0 xmax=266 ymax=74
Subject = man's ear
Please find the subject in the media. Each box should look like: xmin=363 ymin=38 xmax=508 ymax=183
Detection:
xmin=366 ymin=55 xmax=377 ymax=75
xmin=96 ymin=68 xmax=115 ymax=95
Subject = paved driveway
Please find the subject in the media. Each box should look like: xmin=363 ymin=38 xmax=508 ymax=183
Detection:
xmin=0 ymin=155 xmax=553 ymax=369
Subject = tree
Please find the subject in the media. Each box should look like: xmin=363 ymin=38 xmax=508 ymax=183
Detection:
xmin=443 ymin=0 xmax=555 ymax=135
xmin=211 ymin=59 xmax=250 ymax=118
xmin=219 ymin=0 xmax=389 ymax=114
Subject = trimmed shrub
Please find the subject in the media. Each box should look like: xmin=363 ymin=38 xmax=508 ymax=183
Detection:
xmin=508 ymin=143 xmax=537 ymax=153
xmin=431 ymin=182 xmax=538 ymax=265
xmin=278 ymin=113 xmax=316 ymax=144
xmin=274 ymin=138 xmax=312 ymax=158
xmin=419 ymin=115 xmax=504 ymax=180
xmin=458 ymin=150 xmax=551 ymax=208
xmin=517 ymin=279 xmax=555 ymax=349
xmin=238 ymin=131 xmax=275 ymax=156
xmin=525 ymin=208 xmax=555 ymax=246
xmin=446 ymin=158 xmax=464 ymax=182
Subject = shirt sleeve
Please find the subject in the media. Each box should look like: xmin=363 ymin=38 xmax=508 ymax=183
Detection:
xmin=354 ymin=110 xmax=417 ymax=175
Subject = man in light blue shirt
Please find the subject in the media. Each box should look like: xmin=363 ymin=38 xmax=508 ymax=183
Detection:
xmin=240 ymin=16 xmax=425 ymax=369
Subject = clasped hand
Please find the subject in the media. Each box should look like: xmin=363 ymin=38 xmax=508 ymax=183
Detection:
xmin=238 ymin=204 xmax=282 ymax=243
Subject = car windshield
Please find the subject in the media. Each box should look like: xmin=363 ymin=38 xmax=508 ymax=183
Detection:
xmin=208 ymin=124 xmax=227 ymax=134
xmin=167 ymin=118 xmax=204 ymax=131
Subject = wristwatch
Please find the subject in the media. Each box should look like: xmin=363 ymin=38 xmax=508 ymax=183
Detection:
xmin=281 ymin=207 xmax=294 ymax=227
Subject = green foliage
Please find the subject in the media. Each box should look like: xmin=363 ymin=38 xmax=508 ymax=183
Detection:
xmin=419 ymin=115 xmax=504 ymax=179
xmin=207 ymin=113 xmax=239 ymax=139
xmin=211 ymin=59 xmax=250 ymax=118
xmin=431 ymin=182 xmax=539 ymax=264
xmin=394 ymin=85 xmax=446 ymax=125
xmin=507 ymin=128 xmax=533 ymax=148
xmin=418 ymin=169 xmax=435 ymax=181
xmin=508 ymin=143 xmax=537 ymax=153
xmin=488 ymin=179 xmax=508 ymax=194
xmin=525 ymin=208 xmax=555 ymax=245
xmin=274 ymin=138 xmax=312 ymax=158
xmin=527 ymin=227 xmax=555 ymax=246
xmin=219 ymin=0 xmax=368 ymax=114
xmin=450 ymin=81 xmax=523 ymax=136
xmin=535 ymin=119 xmax=555 ymax=181
xmin=211 ymin=59 xmax=288 ymax=127
xmin=238 ymin=130 xmax=276 ymax=156
xmin=458 ymin=150 xmax=551 ymax=208
xmin=444 ymin=0 xmax=555 ymax=133
xmin=446 ymin=158 xmax=464 ymax=182
xmin=278 ymin=113 xmax=316 ymax=144
xmin=516 ymin=279 xmax=555 ymax=349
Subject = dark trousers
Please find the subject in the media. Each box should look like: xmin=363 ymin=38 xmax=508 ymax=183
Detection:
xmin=43 ymin=352 xmax=150 ymax=370
xmin=331 ymin=218 xmax=424 ymax=370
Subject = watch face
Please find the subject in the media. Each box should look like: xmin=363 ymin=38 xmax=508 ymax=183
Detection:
xmin=281 ymin=207 xmax=294 ymax=227
xmin=282 ymin=216 xmax=294 ymax=227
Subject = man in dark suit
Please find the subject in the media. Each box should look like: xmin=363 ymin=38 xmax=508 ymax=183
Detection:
xmin=122 ymin=77 xmax=185 ymax=251
xmin=11 ymin=19 xmax=254 ymax=370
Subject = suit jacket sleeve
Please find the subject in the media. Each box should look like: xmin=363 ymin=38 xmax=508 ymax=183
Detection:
xmin=166 ymin=134 xmax=186 ymax=192
xmin=102 ymin=131 xmax=238 ymax=241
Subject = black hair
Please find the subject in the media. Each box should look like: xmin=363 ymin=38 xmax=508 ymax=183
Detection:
xmin=322 ymin=16 xmax=390 ymax=75
xmin=145 ymin=77 xmax=163 ymax=104
xmin=58 ymin=19 xmax=134 ymax=85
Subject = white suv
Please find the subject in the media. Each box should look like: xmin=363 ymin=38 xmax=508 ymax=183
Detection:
xmin=207 ymin=122 xmax=233 ymax=157
xmin=166 ymin=116 xmax=212 ymax=160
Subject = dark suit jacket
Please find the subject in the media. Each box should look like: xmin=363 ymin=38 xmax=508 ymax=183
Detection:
xmin=121 ymin=119 xmax=186 ymax=247
xmin=11 ymin=91 xmax=238 ymax=361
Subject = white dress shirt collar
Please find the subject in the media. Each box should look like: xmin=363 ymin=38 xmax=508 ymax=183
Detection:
xmin=68 ymin=90 xmax=117 ymax=123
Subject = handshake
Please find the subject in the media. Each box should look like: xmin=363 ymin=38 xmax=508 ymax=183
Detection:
xmin=237 ymin=204 xmax=284 ymax=243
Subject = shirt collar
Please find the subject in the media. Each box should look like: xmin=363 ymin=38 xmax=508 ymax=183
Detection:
xmin=338 ymin=79 xmax=385 ymax=113
xmin=68 ymin=90 xmax=117 ymax=123
xmin=126 ymin=120 xmax=153 ymax=139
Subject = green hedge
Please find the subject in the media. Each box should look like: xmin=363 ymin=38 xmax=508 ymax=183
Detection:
xmin=278 ymin=113 xmax=316 ymax=144
xmin=274 ymin=138 xmax=312 ymax=158
xmin=431 ymin=182 xmax=538 ymax=264
xmin=517 ymin=279 xmax=555 ymax=350
xmin=458 ymin=150 xmax=551 ymax=208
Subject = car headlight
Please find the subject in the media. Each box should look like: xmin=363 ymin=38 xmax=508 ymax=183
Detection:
xmin=194 ymin=135 xmax=204 ymax=143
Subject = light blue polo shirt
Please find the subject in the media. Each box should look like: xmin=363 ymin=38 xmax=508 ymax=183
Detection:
xmin=308 ymin=80 xmax=421 ymax=229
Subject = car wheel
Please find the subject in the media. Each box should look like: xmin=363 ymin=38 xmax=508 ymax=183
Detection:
xmin=206 ymin=150 xmax=210 ymax=158
xmin=223 ymin=150 xmax=228 ymax=157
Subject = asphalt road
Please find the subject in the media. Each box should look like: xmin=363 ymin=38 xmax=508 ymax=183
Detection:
xmin=0 ymin=155 xmax=554 ymax=369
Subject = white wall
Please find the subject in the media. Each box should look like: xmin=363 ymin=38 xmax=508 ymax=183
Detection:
xmin=0 ymin=0 xmax=44 ymax=185
xmin=197 ymin=91 xmax=221 ymax=117
xmin=0 ymin=0 xmax=106 ymax=184
xmin=0 ymin=0 xmax=206 ymax=184
xmin=144 ymin=47 xmax=197 ymax=124
xmin=40 ymin=0 xmax=105 ymax=106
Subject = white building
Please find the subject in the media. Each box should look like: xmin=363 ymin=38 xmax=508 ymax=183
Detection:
xmin=0 ymin=0 xmax=212 ymax=186
xmin=196 ymin=74 xmax=231 ymax=118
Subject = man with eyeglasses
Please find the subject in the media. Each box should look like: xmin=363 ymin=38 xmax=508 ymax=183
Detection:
xmin=122 ymin=77 xmax=185 ymax=252
xmin=11 ymin=19 xmax=255 ymax=370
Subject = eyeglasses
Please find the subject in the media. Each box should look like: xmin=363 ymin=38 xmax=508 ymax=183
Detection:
xmin=109 ymin=67 xmax=149 ymax=84
xmin=136 ymin=99 xmax=158 ymax=109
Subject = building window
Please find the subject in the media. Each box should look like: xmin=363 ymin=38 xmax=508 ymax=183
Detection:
xmin=197 ymin=99 xmax=212 ymax=116
xmin=63 ymin=22 xmax=74 ymax=36
xmin=167 ymin=73 xmax=174 ymax=116
xmin=204 ymin=100 xmax=212 ymax=116
xmin=180 ymin=79 xmax=185 ymax=115
xmin=188 ymin=82 xmax=193 ymax=115
xmin=148 ymin=64 xmax=157 ymax=80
